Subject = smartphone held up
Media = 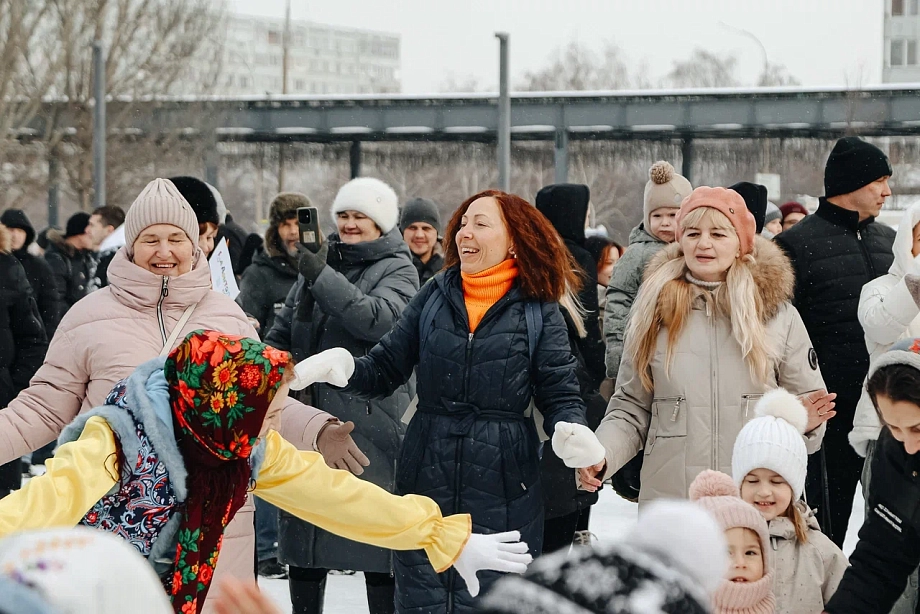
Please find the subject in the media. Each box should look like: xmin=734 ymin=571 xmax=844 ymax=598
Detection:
xmin=297 ymin=207 xmax=322 ymax=253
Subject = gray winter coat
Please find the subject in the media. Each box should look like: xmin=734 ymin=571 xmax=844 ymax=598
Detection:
xmin=236 ymin=246 xmax=299 ymax=335
xmin=265 ymin=228 xmax=419 ymax=573
xmin=603 ymin=224 xmax=666 ymax=379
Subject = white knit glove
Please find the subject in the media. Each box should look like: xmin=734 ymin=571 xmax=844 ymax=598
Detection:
xmin=552 ymin=421 xmax=606 ymax=468
xmin=290 ymin=348 xmax=355 ymax=390
xmin=453 ymin=531 xmax=532 ymax=597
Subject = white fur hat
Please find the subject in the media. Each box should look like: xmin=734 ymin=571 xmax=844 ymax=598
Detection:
xmin=731 ymin=388 xmax=809 ymax=499
xmin=331 ymin=177 xmax=399 ymax=234
xmin=0 ymin=527 xmax=172 ymax=614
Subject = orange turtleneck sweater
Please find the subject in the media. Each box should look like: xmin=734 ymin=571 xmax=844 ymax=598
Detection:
xmin=461 ymin=259 xmax=520 ymax=332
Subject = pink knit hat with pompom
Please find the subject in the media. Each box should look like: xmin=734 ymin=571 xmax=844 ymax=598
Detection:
xmin=689 ymin=470 xmax=772 ymax=571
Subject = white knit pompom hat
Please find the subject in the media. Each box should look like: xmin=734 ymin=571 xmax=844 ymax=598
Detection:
xmin=731 ymin=388 xmax=809 ymax=499
xmin=331 ymin=177 xmax=399 ymax=234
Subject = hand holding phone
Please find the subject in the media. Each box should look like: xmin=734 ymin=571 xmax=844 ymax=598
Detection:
xmin=297 ymin=207 xmax=322 ymax=253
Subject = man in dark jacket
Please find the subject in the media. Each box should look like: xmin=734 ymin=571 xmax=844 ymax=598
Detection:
xmin=535 ymin=184 xmax=606 ymax=387
xmin=87 ymin=205 xmax=126 ymax=288
xmin=44 ymin=212 xmax=98 ymax=309
xmin=775 ymin=136 xmax=896 ymax=548
xmin=399 ymin=197 xmax=444 ymax=285
xmin=0 ymin=224 xmax=48 ymax=498
xmin=0 ymin=209 xmax=64 ymax=338
xmin=237 ymin=192 xmax=304 ymax=334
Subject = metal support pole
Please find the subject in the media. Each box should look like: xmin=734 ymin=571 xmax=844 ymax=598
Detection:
xmin=205 ymin=141 xmax=220 ymax=188
xmin=349 ymin=141 xmax=362 ymax=179
xmin=495 ymin=33 xmax=510 ymax=191
xmin=48 ymin=150 xmax=60 ymax=228
xmin=92 ymin=41 xmax=106 ymax=208
xmin=553 ymin=128 xmax=568 ymax=184
xmin=681 ymin=138 xmax=694 ymax=185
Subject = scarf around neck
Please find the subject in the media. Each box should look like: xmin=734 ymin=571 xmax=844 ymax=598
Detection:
xmin=164 ymin=330 xmax=291 ymax=614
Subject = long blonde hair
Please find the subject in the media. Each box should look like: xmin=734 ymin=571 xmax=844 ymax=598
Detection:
xmin=625 ymin=207 xmax=779 ymax=391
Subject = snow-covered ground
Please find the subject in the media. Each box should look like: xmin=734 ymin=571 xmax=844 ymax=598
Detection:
xmin=260 ymin=485 xmax=866 ymax=612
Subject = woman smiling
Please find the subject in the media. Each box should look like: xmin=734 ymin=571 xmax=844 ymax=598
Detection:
xmin=580 ymin=187 xmax=835 ymax=505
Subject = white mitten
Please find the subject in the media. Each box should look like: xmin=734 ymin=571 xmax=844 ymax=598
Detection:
xmin=453 ymin=531 xmax=532 ymax=597
xmin=290 ymin=348 xmax=355 ymax=390
xmin=552 ymin=421 xmax=606 ymax=468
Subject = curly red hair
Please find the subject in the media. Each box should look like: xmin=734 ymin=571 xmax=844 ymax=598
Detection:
xmin=443 ymin=189 xmax=582 ymax=302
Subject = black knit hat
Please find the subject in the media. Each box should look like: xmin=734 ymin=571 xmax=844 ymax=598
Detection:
xmin=535 ymin=183 xmax=591 ymax=245
xmin=399 ymin=198 xmax=441 ymax=235
xmin=168 ymin=176 xmax=220 ymax=227
xmin=0 ymin=209 xmax=36 ymax=247
xmin=64 ymin=212 xmax=91 ymax=238
xmin=728 ymin=181 xmax=768 ymax=234
xmin=824 ymin=137 xmax=893 ymax=198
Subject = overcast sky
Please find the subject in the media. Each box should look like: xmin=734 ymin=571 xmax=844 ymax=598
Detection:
xmin=231 ymin=0 xmax=885 ymax=93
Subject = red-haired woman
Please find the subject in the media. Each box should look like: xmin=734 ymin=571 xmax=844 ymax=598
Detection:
xmin=320 ymin=190 xmax=605 ymax=613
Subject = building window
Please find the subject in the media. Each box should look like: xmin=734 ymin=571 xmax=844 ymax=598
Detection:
xmin=268 ymin=30 xmax=281 ymax=45
xmin=240 ymin=76 xmax=250 ymax=88
xmin=295 ymin=79 xmax=306 ymax=90
xmin=913 ymin=0 xmax=920 ymax=14
xmin=892 ymin=39 xmax=905 ymax=65
xmin=910 ymin=40 xmax=918 ymax=64
xmin=893 ymin=0 xmax=904 ymax=15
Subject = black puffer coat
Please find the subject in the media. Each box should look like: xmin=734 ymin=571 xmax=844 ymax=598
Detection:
xmin=236 ymin=242 xmax=299 ymax=334
xmin=265 ymin=228 xmax=418 ymax=573
xmin=535 ymin=184 xmax=606 ymax=388
xmin=348 ymin=267 xmax=587 ymax=614
xmin=775 ymin=199 xmax=896 ymax=424
xmin=0 ymin=226 xmax=48 ymax=408
xmin=43 ymin=230 xmax=97 ymax=308
xmin=0 ymin=209 xmax=64 ymax=338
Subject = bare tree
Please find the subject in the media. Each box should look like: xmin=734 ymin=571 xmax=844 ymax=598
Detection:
xmin=663 ymin=48 xmax=739 ymax=89
xmin=518 ymin=41 xmax=634 ymax=91
xmin=438 ymin=72 xmax=485 ymax=93
xmin=0 ymin=0 xmax=226 ymax=212
xmin=758 ymin=62 xmax=800 ymax=86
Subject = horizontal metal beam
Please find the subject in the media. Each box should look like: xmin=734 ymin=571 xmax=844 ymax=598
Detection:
xmin=21 ymin=86 xmax=920 ymax=143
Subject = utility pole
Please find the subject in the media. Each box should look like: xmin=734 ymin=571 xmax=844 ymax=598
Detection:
xmin=278 ymin=0 xmax=291 ymax=193
xmin=92 ymin=41 xmax=106 ymax=208
xmin=495 ymin=33 xmax=510 ymax=191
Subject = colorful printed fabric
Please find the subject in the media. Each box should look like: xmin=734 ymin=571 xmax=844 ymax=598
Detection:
xmin=163 ymin=330 xmax=291 ymax=614
xmin=80 ymin=413 xmax=177 ymax=557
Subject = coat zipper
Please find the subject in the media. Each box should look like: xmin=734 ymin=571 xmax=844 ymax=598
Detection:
xmin=707 ymin=300 xmax=719 ymax=469
xmin=448 ymin=332 xmax=475 ymax=613
xmin=157 ymin=276 xmax=169 ymax=346
xmin=855 ymin=229 xmax=877 ymax=278
xmin=653 ymin=396 xmax=684 ymax=422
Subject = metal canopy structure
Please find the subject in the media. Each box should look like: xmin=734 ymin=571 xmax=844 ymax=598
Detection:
xmin=33 ymin=84 xmax=919 ymax=142
xmin=25 ymin=85 xmax=920 ymax=181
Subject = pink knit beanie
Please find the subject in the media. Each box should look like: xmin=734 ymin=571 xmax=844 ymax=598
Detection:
xmin=124 ymin=178 xmax=200 ymax=256
xmin=689 ymin=470 xmax=772 ymax=570
xmin=675 ymin=186 xmax=758 ymax=256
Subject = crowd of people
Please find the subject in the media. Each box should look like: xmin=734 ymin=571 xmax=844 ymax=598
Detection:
xmin=1 ymin=136 xmax=920 ymax=614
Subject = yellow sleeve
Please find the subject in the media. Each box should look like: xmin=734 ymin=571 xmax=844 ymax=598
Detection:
xmin=254 ymin=430 xmax=471 ymax=573
xmin=0 ymin=416 xmax=119 ymax=538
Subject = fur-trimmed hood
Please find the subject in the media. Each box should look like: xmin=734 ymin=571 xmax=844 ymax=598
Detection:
xmin=0 ymin=223 xmax=10 ymax=254
xmin=644 ymin=234 xmax=794 ymax=324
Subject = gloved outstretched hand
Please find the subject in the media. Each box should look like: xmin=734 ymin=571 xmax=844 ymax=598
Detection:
xmin=453 ymin=531 xmax=532 ymax=597
xmin=316 ymin=420 xmax=370 ymax=475
xmin=297 ymin=241 xmax=330 ymax=284
xmin=551 ymin=421 xmax=606 ymax=468
xmin=290 ymin=348 xmax=355 ymax=390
